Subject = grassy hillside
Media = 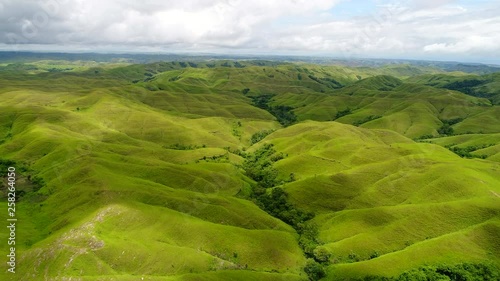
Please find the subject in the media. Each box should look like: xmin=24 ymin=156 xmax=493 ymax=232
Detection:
xmin=407 ymin=72 xmax=500 ymax=105
xmin=0 ymin=58 xmax=499 ymax=280
xmin=253 ymin=121 xmax=499 ymax=279
xmin=0 ymin=85 xmax=305 ymax=280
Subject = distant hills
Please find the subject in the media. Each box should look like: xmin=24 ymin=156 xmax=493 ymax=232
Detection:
xmin=1 ymin=51 xmax=499 ymax=73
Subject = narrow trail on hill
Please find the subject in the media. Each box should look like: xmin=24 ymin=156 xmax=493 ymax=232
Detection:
xmin=311 ymin=155 xmax=349 ymax=168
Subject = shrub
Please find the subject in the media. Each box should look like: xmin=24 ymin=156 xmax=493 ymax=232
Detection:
xmin=348 ymin=251 xmax=360 ymax=262
xmin=369 ymin=251 xmax=379 ymax=259
xmin=313 ymin=246 xmax=331 ymax=263
xmin=304 ymin=259 xmax=326 ymax=281
xmin=353 ymin=115 xmax=382 ymax=126
xmin=250 ymin=130 xmax=274 ymax=144
xmin=438 ymin=123 xmax=454 ymax=135
xmin=334 ymin=108 xmax=352 ymax=120
xmin=353 ymin=263 xmax=500 ymax=281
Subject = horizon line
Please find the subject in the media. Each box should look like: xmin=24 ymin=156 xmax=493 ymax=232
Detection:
xmin=0 ymin=50 xmax=499 ymax=67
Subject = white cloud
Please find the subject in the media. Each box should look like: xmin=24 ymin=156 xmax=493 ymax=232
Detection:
xmin=0 ymin=0 xmax=499 ymax=63
xmin=424 ymin=35 xmax=500 ymax=53
xmin=396 ymin=5 xmax=467 ymax=22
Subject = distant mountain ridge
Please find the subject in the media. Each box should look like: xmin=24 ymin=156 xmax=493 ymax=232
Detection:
xmin=1 ymin=51 xmax=499 ymax=74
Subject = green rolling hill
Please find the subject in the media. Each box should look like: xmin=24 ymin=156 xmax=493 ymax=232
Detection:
xmin=255 ymin=121 xmax=499 ymax=279
xmin=0 ymin=57 xmax=499 ymax=280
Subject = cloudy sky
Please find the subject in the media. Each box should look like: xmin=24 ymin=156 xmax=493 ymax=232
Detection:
xmin=1 ymin=0 xmax=499 ymax=63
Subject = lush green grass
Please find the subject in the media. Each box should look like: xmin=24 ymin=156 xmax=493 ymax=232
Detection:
xmin=407 ymin=72 xmax=500 ymax=104
xmin=11 ymin=202 xmax=304 ymax=279
xmin=421 ymin=133 xmax=500 ymax=161
xmin=0 ymin=59 xmax=499 ymax=280
xmin=250 ymin=121 xmax=499 ymax=279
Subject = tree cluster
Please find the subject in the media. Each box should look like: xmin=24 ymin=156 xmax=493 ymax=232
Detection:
xmin=250 ymin=94 xmax=297 ymax=126
xmin=241 ymin=144 xmax=328 ymax=280
xmin=308 ymin=74 xmax=343 ymax=89
xmin=334 ymin=108 xmax=352 ymax=120
xmin=438 ymin=118 xmax=463 ymax=136
xmin=445 ymin=144 xmax=491 ymax=159
xmin=250 ymin=130 xmax=275 ymax=145
xmin=359 ymin=263 xmax=500 ymax=281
